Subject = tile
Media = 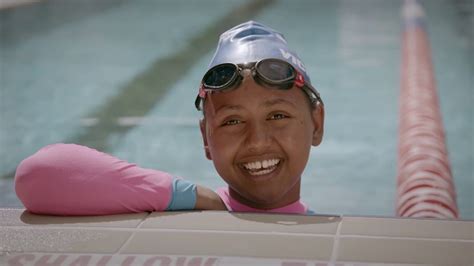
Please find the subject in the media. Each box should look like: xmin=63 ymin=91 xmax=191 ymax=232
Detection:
xmin=1 ymin=253 xmax=328 ymax=266
xmin=337 ymin=237 xmax=474 ymax=265
xmin=122 ymin=231 xmax=334 ymax=260
xmin=0 ymin=208 xmax=148 ymax=228
xmin=0 ymin=228 xmax=131 ymax=253
xmin=141 ymin=211 xmax=341 ymax=235
xmin=341 ymin=216 xmax=474 ymax=240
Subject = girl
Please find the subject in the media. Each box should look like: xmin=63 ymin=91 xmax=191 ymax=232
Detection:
xmin=15 ymin=21 xmax=324 ymax=216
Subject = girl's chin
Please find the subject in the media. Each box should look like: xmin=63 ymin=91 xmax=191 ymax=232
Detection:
xmin=239 ymin=190 xmax=288 ymax=209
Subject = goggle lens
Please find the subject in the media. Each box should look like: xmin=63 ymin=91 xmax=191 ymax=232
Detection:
xmin=203 ymin=64 xmax=238 ymax=89
xmin=256 ymin=59 xmax=295 ymax=83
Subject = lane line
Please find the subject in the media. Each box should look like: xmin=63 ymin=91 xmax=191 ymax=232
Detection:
xmin=0 ymin=0 xmax=276 ymax=179
xmin=0 ymin=0 xmax=129 ymax=46
xmin=0 ymin=0 xmax=41 ymax=10
xmin=67 ymin=0 xmax=276 ymax=153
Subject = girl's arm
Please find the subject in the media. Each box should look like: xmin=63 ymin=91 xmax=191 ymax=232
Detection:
xmin=15 ymin=143 xmax=225 ymax=215
xmin=195 ymin=185 xmax=227 ymax=210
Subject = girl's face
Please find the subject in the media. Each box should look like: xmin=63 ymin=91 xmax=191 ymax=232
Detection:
xmin=200 ymin=71 xmax=324 ymax=209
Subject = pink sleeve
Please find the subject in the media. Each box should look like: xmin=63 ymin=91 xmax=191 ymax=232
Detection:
xmin=14 ymin=143 xmax=174 ymax=215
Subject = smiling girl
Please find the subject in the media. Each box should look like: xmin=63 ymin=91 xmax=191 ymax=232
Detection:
xmin=15 ymin=21 xmax=324 ymax=215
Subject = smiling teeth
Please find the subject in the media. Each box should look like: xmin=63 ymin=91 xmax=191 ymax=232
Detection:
xmin=243 ymin=159 xmax=280 ymax=171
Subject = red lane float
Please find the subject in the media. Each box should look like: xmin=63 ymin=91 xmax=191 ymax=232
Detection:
xmin=397 ymin=0 xmax=458 ymax=218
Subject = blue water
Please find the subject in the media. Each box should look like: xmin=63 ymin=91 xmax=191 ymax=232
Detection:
xmin=1 ymin=0 xmax=472 ymax=219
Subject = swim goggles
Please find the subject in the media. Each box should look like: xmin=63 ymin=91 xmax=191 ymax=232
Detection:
xmin=194 ymin=58 xmax=322 ymax=110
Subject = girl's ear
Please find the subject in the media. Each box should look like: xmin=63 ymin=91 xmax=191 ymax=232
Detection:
xmin=199 ymin=119 xmax=212 ymax=160
xmin=311 ymin=102 xmax=325 ymax=146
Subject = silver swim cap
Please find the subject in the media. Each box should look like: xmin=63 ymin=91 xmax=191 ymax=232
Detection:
xmin=208 ymin=20 xmax=312 ymax=85
xmin=195 ymin=21 xmax=322 ymax=110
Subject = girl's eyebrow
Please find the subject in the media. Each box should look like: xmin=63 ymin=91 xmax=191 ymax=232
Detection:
xmin=214 ymin=98 xmax=295 ymax=114
xmin=215 ymin=104 xmax=243 ymax=114
xmin=263 ymin=98 xmax=297 ymax=108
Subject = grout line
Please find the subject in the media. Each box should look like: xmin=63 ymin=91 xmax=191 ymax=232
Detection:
xmin=3 ymin=225 xmax=473 ymax=242
xmin=2 ymin=225 xmax=335 ymax=237
xmin=114 ymin=233 xmax=135 ymax=255
xmin=114 ymin=212 xmax=151 ymax=255
xmin=329 ymin=214 xmax=343 ymax=264
xmin=338 ymin=234 xmax=474 ymax=242
xmin=135 ymin=212 xmax=152 ymax=229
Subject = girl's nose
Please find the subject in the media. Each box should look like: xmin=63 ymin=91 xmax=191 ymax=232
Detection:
xmin=245 ymin=121 xmax=272 ymax=153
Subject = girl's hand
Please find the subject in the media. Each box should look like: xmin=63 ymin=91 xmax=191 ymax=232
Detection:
xmin=195 ymin=185 xmax=226 ymax=210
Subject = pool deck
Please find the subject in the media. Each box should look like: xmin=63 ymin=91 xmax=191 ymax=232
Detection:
xmin=1 ymin=209 xmax=472 ymax=265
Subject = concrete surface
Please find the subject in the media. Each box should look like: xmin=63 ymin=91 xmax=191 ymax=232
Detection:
xmin=1 ymin=209 xmax=473 ymax=265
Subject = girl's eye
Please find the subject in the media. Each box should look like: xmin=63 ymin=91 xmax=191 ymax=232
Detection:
xmin=222 ymin=119 xmax=242 ymax=126
xmin=269 ymin=113 xmax=288 ymax=120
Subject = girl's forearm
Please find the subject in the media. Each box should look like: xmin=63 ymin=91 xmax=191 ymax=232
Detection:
xmin=14 ymin=144 xmax=185 ymax=215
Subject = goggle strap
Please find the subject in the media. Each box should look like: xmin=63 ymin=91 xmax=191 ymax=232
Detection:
xmin=295 ymin=71 xmax=305 ymax=88
xmin=198 ymin=84 xmax=207 ymax=98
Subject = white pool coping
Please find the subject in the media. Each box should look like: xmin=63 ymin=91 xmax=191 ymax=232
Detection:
xmin=1 ymin=208 xmax=472 ymax=265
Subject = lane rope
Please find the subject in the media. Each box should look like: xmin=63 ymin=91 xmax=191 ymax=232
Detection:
xmin=397 ymin=0 xmax=458 ymax=218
